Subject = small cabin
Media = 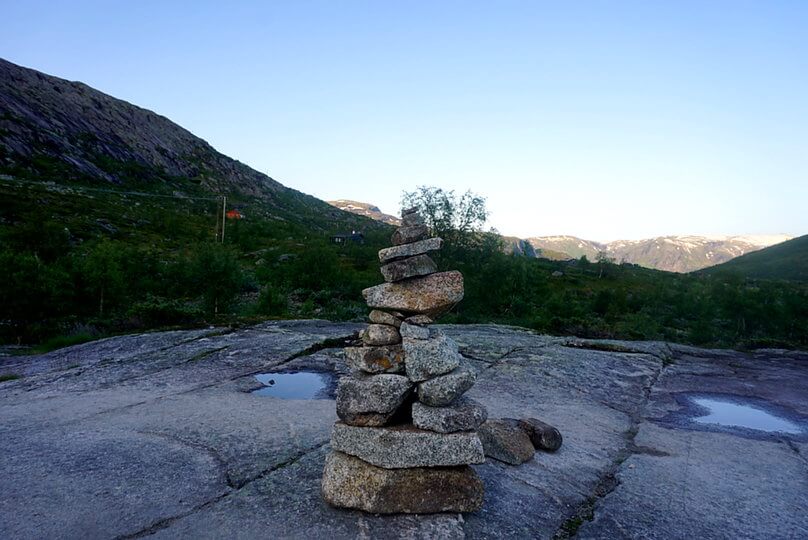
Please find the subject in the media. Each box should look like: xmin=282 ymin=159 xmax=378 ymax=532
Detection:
xmin=330 ymin=230 xmax=365 ymax=245
xmin=226 ymin=208 xmax=244 ymax=220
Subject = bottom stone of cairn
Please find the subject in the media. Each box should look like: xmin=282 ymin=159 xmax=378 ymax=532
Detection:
xmin=321 ymin=451 xmax=484 ymax=514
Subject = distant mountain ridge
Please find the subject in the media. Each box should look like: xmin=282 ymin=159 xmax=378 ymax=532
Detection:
xmin=327 ymin=200 xmax=401 ymax=226
xmin=528 ymin=234 xmax=792 ymax=273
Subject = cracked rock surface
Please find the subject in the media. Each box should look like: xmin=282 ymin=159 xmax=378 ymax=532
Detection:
xmin=1 ymin=321 xmax=807 ymax=539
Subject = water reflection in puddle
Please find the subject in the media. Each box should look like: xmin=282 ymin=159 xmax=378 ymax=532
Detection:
xmin=691 ymin=397 xmax=803 ymax=434
xmin=252 ymin=372 xmax=332 ymax=399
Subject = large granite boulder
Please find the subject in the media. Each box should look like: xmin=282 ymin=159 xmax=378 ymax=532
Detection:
xmin=336 ymin=373 xmax=413 ymax=427
xmin=362 ymin=271 xmax=463 ymax=316
xmin=321 ymin=451 xmax=483 ymax=513
xmin=330 ymin=422 xmax=485 ymax=469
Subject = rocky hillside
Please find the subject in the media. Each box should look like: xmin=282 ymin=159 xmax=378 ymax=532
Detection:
xmin=529 ymin=234 xmax=792 ymax=273
xmin=703 ymin=234 xmax=808 ymax=281
xmin=327 ymin=200 xmax=401 ymax=226
xmin=0 ymin=58 xmax=383 ymax=232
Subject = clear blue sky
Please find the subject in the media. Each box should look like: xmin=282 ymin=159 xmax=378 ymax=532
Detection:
xmin=2 ymin=0 xmax=806 ymax=241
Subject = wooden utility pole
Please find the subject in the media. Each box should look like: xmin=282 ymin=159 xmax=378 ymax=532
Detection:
xmin=221 ymin=196 xmax=227 ymax=244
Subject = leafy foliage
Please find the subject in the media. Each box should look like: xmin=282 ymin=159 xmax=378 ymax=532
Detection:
xmin=0 ymin=179 xmax=805 ymax=351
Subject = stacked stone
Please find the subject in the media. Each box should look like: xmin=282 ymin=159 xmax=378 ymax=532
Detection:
xmin=322 ymin=208 xmax=488 ymax=514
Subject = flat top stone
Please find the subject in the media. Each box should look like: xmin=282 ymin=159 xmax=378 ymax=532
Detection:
xmin=378 ymin=237 xmax=443 ymax=263
xmin=2 ymin=321 xmax=807 ymax=538
xmin=362 ymin=271 xmax=464 ymax=316
xmin=330 ymin=422 xmax=485 ymax=469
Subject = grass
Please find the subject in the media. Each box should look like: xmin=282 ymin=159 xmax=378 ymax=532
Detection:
xmin=29 ymin=333 xmax=98 ymax=354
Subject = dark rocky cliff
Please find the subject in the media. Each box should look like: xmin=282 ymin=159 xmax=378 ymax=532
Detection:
xmin=0 ymin=58 xmax=378 ymax=229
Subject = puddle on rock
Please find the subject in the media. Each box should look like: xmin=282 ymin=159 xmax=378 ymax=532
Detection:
xmin=251 ymin=371 xmax=334 ymax=399
xmin=691 ymin=397 xmax=802 ymax=434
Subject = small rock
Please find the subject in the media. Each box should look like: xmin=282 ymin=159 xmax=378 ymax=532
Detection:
xmin=368 ymin=310 xmax=402 ymax=328
xmin=478 ymin=419 xmax=535 ymax=465
xmin=551 ymin=270 xmax=564 ymax=277
xmin=336 ymin=373 xmax=413 ymax=427
xmin=400 ymin=321 xmax=430 ymax=340
xmin=380 ymin=253 xmax=437 ymax=282
xmin=405 ymin=314 xmax=433 ymax=326
xmin=322 ymin=451 xmax=483 ymax=513
xmin=391 ymin=224 xmax=429 ymax=246
xmin=345 ymin=345 xmax=405 ymax=374
xmin=403 ymin=332 xmax=462 ymax=382
xmin=362 ymin=271 xmax=464 ymax=316
xmin=411 ymin=397 xmax=488 ymax=433
xmin=362 ymin=324 xmax=401 ymax=346
xmin=331 ymin=422 xmax=485 ymax=469
xmin=517 ymin=418 xmax=563 ymax=452
xmin=378 ymin=237 xmax=443 ymax=264
xmin=401 ymin=208 xmax=425 ymax=227
xmin=417 ymin=363 xmax=476 ymax=406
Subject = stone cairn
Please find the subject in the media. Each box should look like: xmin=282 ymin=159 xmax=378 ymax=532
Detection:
xmin=322 ymin=207 xmax=487 ymax=514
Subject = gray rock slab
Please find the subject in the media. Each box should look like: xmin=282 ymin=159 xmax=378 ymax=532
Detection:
xmin=322 ymin=450 xmax=483 ymax=513
xmin=0 ymin=425 xmax=226 ymax=539
xmin=380 ymin=253 xmax=437 ymax=282
xmin=417 ymin=363 xmax=477 ymax=406
xmin=412 ymin=396 xmax=488 ymax=433
xmin=577 ymin=423 xmax=808 ymax=539
xmin=362 ymin=270 xmax=464 ymax=316
xmin=378 ymin=237 xmax=442 ymax=263
xmin=0 ymin=320 xmax=362 ymax=435
xmin=336 ymin=372 xmax=413 ymax=426
xmin=404 ymin=332 xmax=462 ymax=382
xmin=150 ymin=445 xmax=468 ymax=539
xmin=2 ymin=322 xmax=807 ymax=538
xmin=331 ymin=422 xmax=485 ymax=468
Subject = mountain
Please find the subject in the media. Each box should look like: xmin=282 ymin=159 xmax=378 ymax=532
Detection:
xmin=327 ymin=200 xmax=401 ymax=226
xmin=527 ymin=236 xmax=606 ymax=260
xmin=0 ymin=57 xmax=386 ymax=234
xmin=701 ymin=234 xmax=808 ymax=281
xmin=330 ymin=194 xmax=791 ymax=273
xmin=528 ymin=234 xmax=791 ymax=273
